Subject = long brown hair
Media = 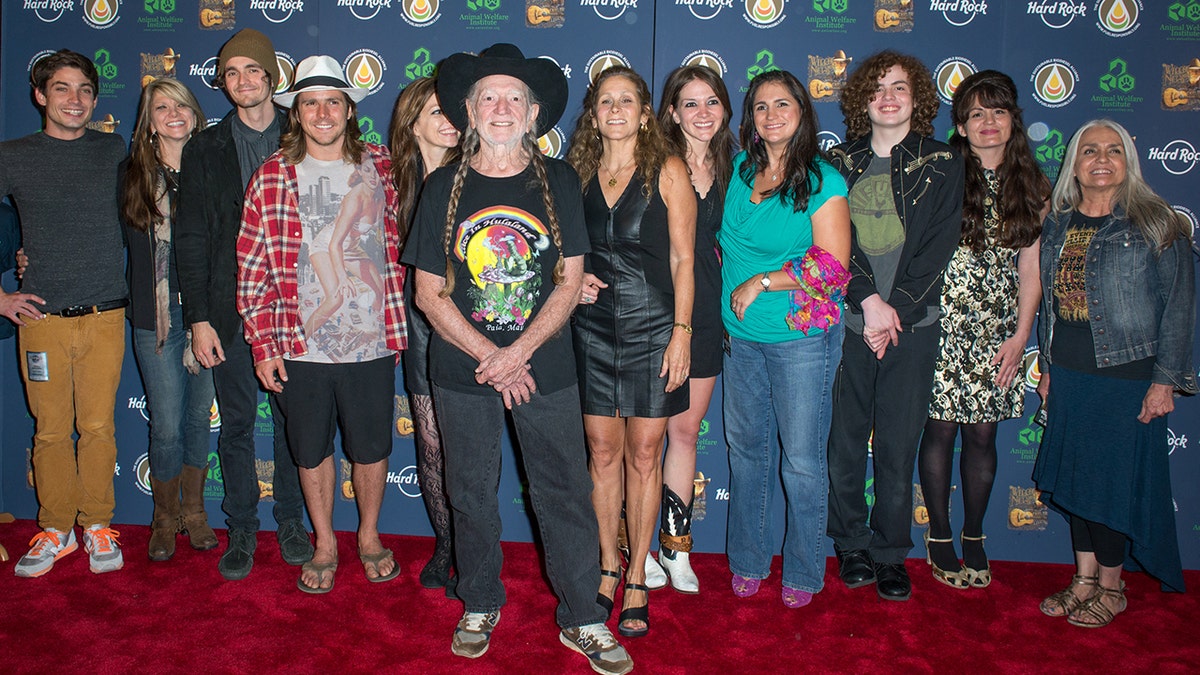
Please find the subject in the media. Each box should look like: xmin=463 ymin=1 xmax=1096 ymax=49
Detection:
xmin=949 ymin=70 xmax=1048 ymax=253
xmin=279 ymin=91 xmax=365 ymax=165
xmin=566 ymin=66 xmax=671 ymax=199
xmin=737 ymin=70 xmax=824 ymax=213
xmin=389 ymin=77 xmax=461 ymax=241
xmin=657 ymin=65 xmax=735 ymax=198
xmin=840 ymin=51 xmax=939 ymax=142
xmin=438 ymin=83 xmax=563 ymax=297
xmin=120 ymin=78 xmax=206 ymax=232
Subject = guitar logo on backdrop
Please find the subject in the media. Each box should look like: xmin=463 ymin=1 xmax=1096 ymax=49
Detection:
xmin=24 ymin=1 xmax=74 ymax=23
xmin=1147 ymin=139 xmax=1199 ymax=175
xmin=83 ymin=0 xmax=121 ymax=28
xmin=134 ymin=453 xmax=153 ymax=495
xmin=339 ymin=0 xmax=393 ymax=20
xmin=140 ymin=48 xmax=181 ymax=87
xmin=585 ymin=50 xmax=630 ymax=83
xmin=675 ymin=0 xmax=733 ymax=21
xmin=683 ymin=50 xmax=727 ymax=78
xmin=1161 ymin=59 xmax=1200 ymax=111
xmin=874 ymin=0 xmax=912 ymax=32
xmin=1095 ymin=0 xmax=1139 ymax=37
xmin=1162 ymin=0 xmax=1200 ymax=41
xmin=526 ymin=0 xmax=563 ymax=26
xmin=807 ymin=0 xmax=857 ymax=33
xmin=402 ymin=0 xmax=441 ymax=25
xmin=393 ymin=394 xmax=413 ymax=437
xmin=1093 ymin=58 xmax=1142 ymax=112
xmin=744 ymin=0 xmax=785 ymax=28
xmin=930 ymin=0 xmax=988 ymax=27
xmin=250 ymin=0 xmax=306 ymax=23
xmin=581 ymin=0 xmax=637 ymax=21
xmin=343 ymin=50 xmax=387 ymax=97
xmin=255 ymin=459 xmax=276 ymax=501
xmin=199 ymin=0 xmax=235 ymax=30
xmin=1026 ymin=0 xmax=1087 ymax=29
xmin=387 ymin=465 xmax=422 ymax=498
xmin=1031 ymin=59 xmax=1079 ymax=108
xmin=934 ymin=57 xmax=977 ymax=105
xmin=538 ymin=126 xmax=566 ymax=159
xmin=808 ymin=51 xmax=851 ymax=103
xmin=140 ymin=0 xmax=185 ymax=32
xmin=1008 ymin=487 xmax=1048 ymax=530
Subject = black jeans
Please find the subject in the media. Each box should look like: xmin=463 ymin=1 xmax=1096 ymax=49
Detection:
xmin=827 ymin=325 xmax=941 ymax=564
xmin=433 ymin=383 xmax=605 ymax=629
xmin=212 ymin=330 xmax=305 ymax=532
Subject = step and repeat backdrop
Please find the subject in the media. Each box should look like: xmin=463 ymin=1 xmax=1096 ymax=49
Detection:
xmin=1 ymin=0 xmax=1198 ymax=568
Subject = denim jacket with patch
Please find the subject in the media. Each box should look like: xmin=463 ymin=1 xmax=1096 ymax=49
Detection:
xmin=1038 ymin=207 xmax=1198 ymax=394
xmin=827 ymin=132 xmax=964 ymax=328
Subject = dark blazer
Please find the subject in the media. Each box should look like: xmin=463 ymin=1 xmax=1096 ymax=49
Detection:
xmin=827 ymin=131 xmax=964 ymax=328
xmin=175 ymin=108 xmax=288 ymax=348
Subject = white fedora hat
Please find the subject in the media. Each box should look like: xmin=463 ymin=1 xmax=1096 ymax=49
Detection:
xmin=274 ymin=55 xmax=369 ymax=108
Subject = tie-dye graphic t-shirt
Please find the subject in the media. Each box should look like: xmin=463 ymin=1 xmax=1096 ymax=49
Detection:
xmin=405 ymin=159 xmax=589 ymax=395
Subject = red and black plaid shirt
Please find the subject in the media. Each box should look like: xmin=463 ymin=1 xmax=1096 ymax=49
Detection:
xmin=236 ymin=143 xmax=407 ymax=364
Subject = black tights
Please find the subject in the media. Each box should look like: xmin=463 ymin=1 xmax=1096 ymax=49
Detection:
xmin=1070 ymin=516 xmax=1126 ymax=568
xmin=918 ymin=418 xmax=997 ymax=571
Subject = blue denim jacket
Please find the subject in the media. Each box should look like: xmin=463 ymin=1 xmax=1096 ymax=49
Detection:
xmin=1038 ymin=207 xmax=1198 ymax=394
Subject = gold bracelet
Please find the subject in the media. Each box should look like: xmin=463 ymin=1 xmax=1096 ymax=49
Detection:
xmin=673 ymin=322 xmax=693 ymax=334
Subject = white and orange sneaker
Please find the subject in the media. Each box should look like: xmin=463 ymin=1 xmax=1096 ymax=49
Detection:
xmin=14 ymin=528 xmax=78 ymax=578
xmin=82 ymin=525 xmax=124 ymax=574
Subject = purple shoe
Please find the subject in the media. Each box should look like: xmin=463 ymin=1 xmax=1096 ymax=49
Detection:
xmin=731 ymin=574 xmax=761 ymax=598
xmin=782 ymin=587 xmax=813 ymax=608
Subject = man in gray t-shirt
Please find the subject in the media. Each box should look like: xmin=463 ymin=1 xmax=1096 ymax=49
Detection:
xmin=0 ymin=50 xmax=129 ymax=579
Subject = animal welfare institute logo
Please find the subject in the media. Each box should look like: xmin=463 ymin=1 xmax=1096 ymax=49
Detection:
xmin=140 ymin=0 xmax=185 ymax=32
xmin=343 ymin=50 xmax=387 ymax=97
xmin=1027 ymin=122 xmax=1066 ymax=181
xmin=1161 ymin=59 xmax=1200 ymax=111
xmin=808 ymin=50 xmax=852 ymax=103
xmin=403 ymin=0 xmax=442 ymax=25
xmin=581 ymin=0 xmax=638 ymax=21
xmin=199 ymin=0 xmax=235 ymax=29
xmin=83 ymin=0 xmax=121 ymax=28
xmin=935 ymin=57 xmax=977 ymax=105
xmin=1147 ymin=139 xmax=1199 ymax=176
xmin=745 ymin=49 xmax=779 ymax=87
xmin=874 ymin=0 xmax=912 ymax=32
xmin=464 ymin=0 xmax=510 ymax=31
xmin=806 ymin=0 xmax=857 ymax=34
xmin=1093 ymin=57 xmax=1142 ymax=112
xmin=1095 ymin=0 xmax=1140 ymax=37
xmin=1031 ymin=59 xmax=1079 ymax=108
xmin=1026 ymin=0 xmax=1087 ymax=29
xmin=253 ymin=0 xmax=306 ymax=23
xmin=930 ymin=0 xmax=989 ymax=27
xmin=744 ymin=0 xmax=785 ymax=29
xmin=1162 ymin=0 xmax=1200 ymax=41
xmin=676 ymin=0 xmax=733 ymax=21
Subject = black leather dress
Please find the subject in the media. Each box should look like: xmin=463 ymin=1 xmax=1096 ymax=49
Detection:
xmin=574 ymin=173 xmax=688 ymax=418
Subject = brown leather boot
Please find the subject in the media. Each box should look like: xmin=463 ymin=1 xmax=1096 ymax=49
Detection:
xmin=181 ymin=464 xmax=218 ymax=551
xmin=149 ymin=474 xmax=182 ymax=561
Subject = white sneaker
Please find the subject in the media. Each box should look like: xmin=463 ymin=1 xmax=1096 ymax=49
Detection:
xmin=14 ymin=528 xmax=77 ymax=578
xmin=644 ymin=552 xmax=668 ymax=590
xmin=660 ymin=549 xmax=700 ymax=593
xmin=83 ymin=525 xmax=124 ymax=574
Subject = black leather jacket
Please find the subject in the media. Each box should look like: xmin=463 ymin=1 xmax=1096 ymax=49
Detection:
xmin=827 ymin=131 xmax=964 ymax=328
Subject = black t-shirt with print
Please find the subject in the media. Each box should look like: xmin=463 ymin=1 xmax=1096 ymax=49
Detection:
xmin=404 ymin=158 xmax=590 ymax=395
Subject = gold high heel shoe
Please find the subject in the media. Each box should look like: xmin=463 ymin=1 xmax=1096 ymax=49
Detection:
xmin=961 ymin=534 xmax=991 ymax=588
xmin=923 ymin=531 xmax=969 ymax=589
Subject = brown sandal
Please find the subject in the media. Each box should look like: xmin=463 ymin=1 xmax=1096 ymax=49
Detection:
xmin=1040 ymin=574 xmax=1098 ymax=617
xmin=1067 ymin=581 xmax=1126 ymax=628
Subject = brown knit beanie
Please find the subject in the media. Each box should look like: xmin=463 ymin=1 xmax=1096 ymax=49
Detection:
xmin=218 ymin=28 xmax=279 ymax=88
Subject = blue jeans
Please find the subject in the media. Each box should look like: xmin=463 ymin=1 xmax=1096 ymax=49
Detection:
xmin=432 ymin=383 xmax=605 ymax=629
xmin=724 ymin=323 xmax=843 ymax=592
xmin=132 ymin=301 xmax=216 ymax=480
xmin=211 ymin=325 xmax=305 ymax=532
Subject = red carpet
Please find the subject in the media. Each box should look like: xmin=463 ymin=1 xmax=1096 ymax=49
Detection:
xmin=1 ymin=519 xmax=1197 ymax=674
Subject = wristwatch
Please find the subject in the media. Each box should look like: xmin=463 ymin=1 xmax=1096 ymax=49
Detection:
xmin=759 ymin=272 xmax=772 ymax=291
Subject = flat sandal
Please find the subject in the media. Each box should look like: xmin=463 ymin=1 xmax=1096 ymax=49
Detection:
xmin=1040 ymin=574 xmax=1099 ymax=617
xmin=1067 ymin=582 xmax=1126 ymax=628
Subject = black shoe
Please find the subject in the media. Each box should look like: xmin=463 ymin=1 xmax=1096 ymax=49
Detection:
xmin=219 ymin=529 xmax=257 ymax=581
xmin=836 ymin=549 xmax=876 ymax=589
xmin=276 ymin=519 xmax=314 ymax=566
xmin=444 ymin=573 xmax=460 ymax=600
xmin=874 ymin=562 xmax=912 ymax=601
xmin=420 ymin=538 xmax=452 ymax=589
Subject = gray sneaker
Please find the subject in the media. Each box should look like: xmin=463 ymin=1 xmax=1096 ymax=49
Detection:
xmin=15 ymin=528 xmax=77 ymax=578
xmin=82 ymin=525 xmax=124 ymax=574
xmin=560 ymin=623 xmax=634 ymax=675
xmin=451 ymin=610 xmax=500 ymax=658
xmin=276 ymin=519 xmax=314 ymax=566
xmin=219 ymin=528 xmax=257 ymax=581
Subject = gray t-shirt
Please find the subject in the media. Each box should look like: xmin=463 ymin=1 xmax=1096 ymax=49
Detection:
xmin=0 ymin=129 xmax=128 ymax=313
xmin=845 ymin=156 xmax=903 ymax=333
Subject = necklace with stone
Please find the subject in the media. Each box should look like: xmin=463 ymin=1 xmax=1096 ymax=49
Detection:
xmin=603 ymin=156 xmax=636 ymax=188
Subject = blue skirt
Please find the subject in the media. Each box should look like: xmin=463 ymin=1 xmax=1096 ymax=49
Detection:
xmin=1032 ymin=365 xmax=1184 ymax=592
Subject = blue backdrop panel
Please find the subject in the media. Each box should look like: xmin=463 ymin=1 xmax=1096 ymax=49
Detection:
xmin=1 ymin=0 xmax=1198 ymax=569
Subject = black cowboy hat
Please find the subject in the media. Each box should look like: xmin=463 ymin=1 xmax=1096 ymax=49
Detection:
xmin=436 ymin=43 xmax=568 ymax=138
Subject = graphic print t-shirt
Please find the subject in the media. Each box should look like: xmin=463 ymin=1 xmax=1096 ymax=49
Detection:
xmin=404 ymin=159 xmax=589 ymax=394
xmin=292 ymin=156 xmax=393 ymax=364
